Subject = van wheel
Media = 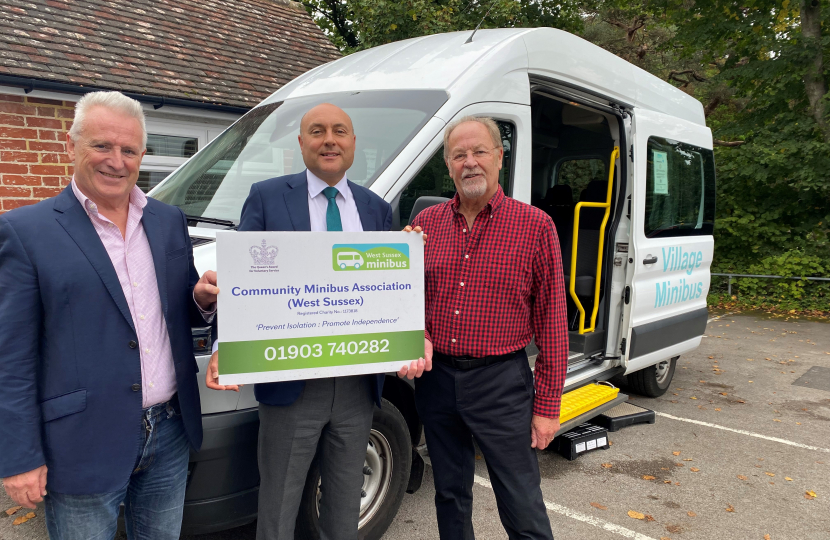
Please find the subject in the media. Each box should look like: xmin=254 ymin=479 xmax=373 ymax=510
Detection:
xmin=340 ymin=263 xmax=347 ymax=269
xmin=627 ymin=356 xmax=678 ymax=398
xmin=295 ymin=398 xmax=411 ymax=540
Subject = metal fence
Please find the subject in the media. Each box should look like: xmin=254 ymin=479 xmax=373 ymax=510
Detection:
xmin=711 ymin=273 xmax=830 ymax=297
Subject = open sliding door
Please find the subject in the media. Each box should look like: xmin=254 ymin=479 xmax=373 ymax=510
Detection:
xmin=622 ymin=109 xmax=715 ymax=374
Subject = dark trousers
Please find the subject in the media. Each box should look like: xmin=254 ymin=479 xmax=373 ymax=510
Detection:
xmin=256 ymin=376 xmax=374 ymax=540
xmin=415 ymin=352 xmax=553 ymax=540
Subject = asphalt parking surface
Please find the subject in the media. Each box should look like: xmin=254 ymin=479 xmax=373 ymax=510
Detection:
xmin=3 ymin=312 xmax=829 ymax=540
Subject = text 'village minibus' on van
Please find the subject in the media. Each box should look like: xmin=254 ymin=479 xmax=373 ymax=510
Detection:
xmin=148 ymin=28 xmax=715 ymax=539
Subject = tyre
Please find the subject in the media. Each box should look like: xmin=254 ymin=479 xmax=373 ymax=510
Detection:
xmin=340 ymin=263 xmax=347 ymax=269
xmin=295 ymin=398 xmax=412 ymax=540
xmin=626 ymin=356 xmax=678 ymax=398
xmin=354 ymin=263 xmax=361 ymax=269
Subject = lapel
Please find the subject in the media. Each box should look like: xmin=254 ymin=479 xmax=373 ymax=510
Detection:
xmin=284 ymin=171 xmax=311 ymax=232
xmin=349 ymin=180 xmax=376 ymax=232
xmin=140 ymin=202 xmax=169 ymax=320
xmin=53 ymin=188 xmax=136 ymax=333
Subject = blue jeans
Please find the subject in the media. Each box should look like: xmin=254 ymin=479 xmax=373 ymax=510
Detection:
xmin=44 ymin=397 xmax=190 ymax=540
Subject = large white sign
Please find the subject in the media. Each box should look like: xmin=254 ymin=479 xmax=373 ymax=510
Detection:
xmin=216 ymin=231 xmax=425 ymax=385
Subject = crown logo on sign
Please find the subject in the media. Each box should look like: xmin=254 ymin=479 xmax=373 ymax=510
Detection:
xmin=250 ymin=239 xmax=278 ymax=265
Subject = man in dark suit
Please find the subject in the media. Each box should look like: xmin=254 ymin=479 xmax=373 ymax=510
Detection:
xmin=0 ymin=91 xmax=218 ymax=540
xmin=206 ymin=103 xmax=428 ymax=539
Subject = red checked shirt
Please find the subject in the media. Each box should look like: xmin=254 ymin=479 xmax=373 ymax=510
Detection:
xmin=412 ymin=187 xmax=569 ymax=419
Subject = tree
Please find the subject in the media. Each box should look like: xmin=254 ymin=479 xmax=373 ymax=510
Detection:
xmin=662 ymin=0 xmax=830 ymax=273
xmin=302 ymin=0 xmax=583 ymax=53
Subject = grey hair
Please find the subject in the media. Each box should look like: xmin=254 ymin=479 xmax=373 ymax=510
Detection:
xmin=443 ymin=116 xmax=502 ymax=162
xmin=68 ymin=91 xmax=147 ymax=149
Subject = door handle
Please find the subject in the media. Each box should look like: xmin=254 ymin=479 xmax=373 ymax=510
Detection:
xmin=643 ymin=256 xmax=658 ymax=265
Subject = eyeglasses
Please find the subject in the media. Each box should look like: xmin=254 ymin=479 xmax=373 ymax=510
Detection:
xmin=449 ymin=147 xmax=498 ymax=164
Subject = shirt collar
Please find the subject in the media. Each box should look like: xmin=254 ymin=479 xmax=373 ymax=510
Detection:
xmin=307 ymin=169 xmax=351 ymax=201
xmin=450 ymin=185 xmax=506 ymax=215
xmin=71 ymin=176 xmax=147 ymax=218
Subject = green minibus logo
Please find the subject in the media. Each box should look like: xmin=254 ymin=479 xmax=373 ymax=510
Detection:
xmin=332 ymin=244 xmax=410 ymax=271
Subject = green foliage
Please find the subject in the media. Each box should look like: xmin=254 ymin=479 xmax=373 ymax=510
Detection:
xmin=710 ymin=249 xmax=830 ymax=312
xmin=303 ymin=0 xmax=583 ymax=52
xmin=665 ymin=0 xmax=830 ymax=287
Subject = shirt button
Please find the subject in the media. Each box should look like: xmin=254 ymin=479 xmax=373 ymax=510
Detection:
xmin=132 ymin=282 xmax=138 ymax=287
xmin=454 ymin=310 xmax=459 ymax=315
xmin=139 ymin=315 xmax=145 ymax=320
xmin=460 ymin=282 xmax=464 ymax=287
xmin=463 ymin=229 xmax=467 ymax=233
xmin=144 ymin=348 xmax=150 ymax=353
xmin=451 ymin=338 xmax=457 ymax=343
xmin=131 ymin=383 xmax=141 ymax=392
xmin=465 ymin=255 xmax=469 ymax=259
xmin=128 ymin=340 xmax=137 ymax=349
xmin=149 ymin=382 xmax=154 ymax=388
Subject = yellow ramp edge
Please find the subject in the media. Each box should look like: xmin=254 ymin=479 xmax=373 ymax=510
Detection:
xmin=559 ymin=384 xmax=620 ymax=423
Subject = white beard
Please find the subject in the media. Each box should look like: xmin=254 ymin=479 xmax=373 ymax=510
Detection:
xmin=459 ymin=175 xmax=487 ymax=199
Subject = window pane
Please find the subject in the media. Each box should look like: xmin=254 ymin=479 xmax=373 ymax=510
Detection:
xmin=146 ymin=134 xmax=198 ymax=158
xmin=399 ymin=121 xmax=514 ymax=227
xmin=137 ymin=170 xmax=170 ymax=193
xmin=150 ymin=90 xmax=448 ymax=222
xmin=645 ymin=137 xmax=716 ymax=238
xmin=557 ymin=158 xmax=606 ymax=202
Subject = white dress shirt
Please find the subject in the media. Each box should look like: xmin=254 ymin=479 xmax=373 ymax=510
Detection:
xmin=306 ymin=170 xmax=364 ymax=233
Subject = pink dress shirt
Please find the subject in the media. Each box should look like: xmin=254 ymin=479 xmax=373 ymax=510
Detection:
xmin=72 ymin=180 xmax=177 ymax=408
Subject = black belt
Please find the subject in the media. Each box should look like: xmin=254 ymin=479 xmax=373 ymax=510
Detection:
xmin=433 ymin=350 xmax=522 ymax=371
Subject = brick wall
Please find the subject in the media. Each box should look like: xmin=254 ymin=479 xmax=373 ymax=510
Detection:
xmin=0 ymin=93 xmax=76 ymax=214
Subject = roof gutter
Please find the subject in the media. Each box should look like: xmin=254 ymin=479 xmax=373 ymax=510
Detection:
xmin=0 ymin=75 xmax=252 ymax=115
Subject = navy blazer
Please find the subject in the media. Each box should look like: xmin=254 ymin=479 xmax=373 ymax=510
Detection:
xmin=0 ymin=187 xmax=205 ymax=494
xmin=239 ymin=170 xmax=393 ymax=407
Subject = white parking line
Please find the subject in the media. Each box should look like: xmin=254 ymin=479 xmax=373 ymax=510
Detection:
xmin=706 ymin=310 xmax=741 ymax=323
xmin=473 ymin=474 xmax=660 ymax=540
xmin=422 ymin=456 xmax=659 ymax=540
xmin=655 ymin=412 xmax=830 ymax=453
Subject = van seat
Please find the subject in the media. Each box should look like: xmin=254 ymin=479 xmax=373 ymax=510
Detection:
xmin=539 ymin=185 xmax=574 ymax=271
xmin=567 ymin=180 xmax=609 ymax=329
xmin=578 ymin=180 xmax=608 ymax=229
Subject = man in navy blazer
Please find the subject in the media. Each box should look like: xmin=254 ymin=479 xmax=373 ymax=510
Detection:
xmin=206 ymin=103 xmax=428 ymax=540
xmin=0 ymin=91 xmax=218 ymax=540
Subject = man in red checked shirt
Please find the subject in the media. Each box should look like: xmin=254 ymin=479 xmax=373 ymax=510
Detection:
xmin=409 ymin=116 xmax=568 ymax=540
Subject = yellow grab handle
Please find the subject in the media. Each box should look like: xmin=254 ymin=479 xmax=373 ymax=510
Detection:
xmin=568 ymin=146 xmax=619 ymax=334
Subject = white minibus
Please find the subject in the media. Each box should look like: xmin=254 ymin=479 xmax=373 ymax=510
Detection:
xmin=151 ymin=28 xmax=715 ymax=538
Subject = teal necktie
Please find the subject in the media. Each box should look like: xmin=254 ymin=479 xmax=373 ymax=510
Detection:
xmin=322 ymin=186 xmax=343 ymax=232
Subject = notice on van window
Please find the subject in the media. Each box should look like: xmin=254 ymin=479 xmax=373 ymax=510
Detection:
xmin=653 ymin=150 xmax=669 ymax=195
xmin=215 ymin=231 xmax=425 ymax=384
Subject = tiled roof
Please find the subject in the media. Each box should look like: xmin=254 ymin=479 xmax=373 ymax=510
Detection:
xmin=0 ymin=0 xmax=342 ymax=108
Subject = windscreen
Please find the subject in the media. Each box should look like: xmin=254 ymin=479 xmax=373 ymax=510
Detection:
xmin=150 ymin=90 xmax=448 ymax=223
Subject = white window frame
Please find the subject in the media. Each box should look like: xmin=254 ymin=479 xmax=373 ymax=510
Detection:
xmin=139 ymin=117 xmax=233 ymax=192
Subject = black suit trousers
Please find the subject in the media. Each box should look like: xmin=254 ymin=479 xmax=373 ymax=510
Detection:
xmin=415 ymin=351 xmax=553 ymax=540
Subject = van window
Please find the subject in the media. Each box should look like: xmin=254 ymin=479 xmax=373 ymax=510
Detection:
xmin=645 ymin=137 xmax=716 ymax=238
xmin=150 ymin=90 xmax=448 ymax=223
xmin=556 ymin=158 xmax=606 ymax=202
xmin=398 ymin=121 xmax=514 ymax=227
